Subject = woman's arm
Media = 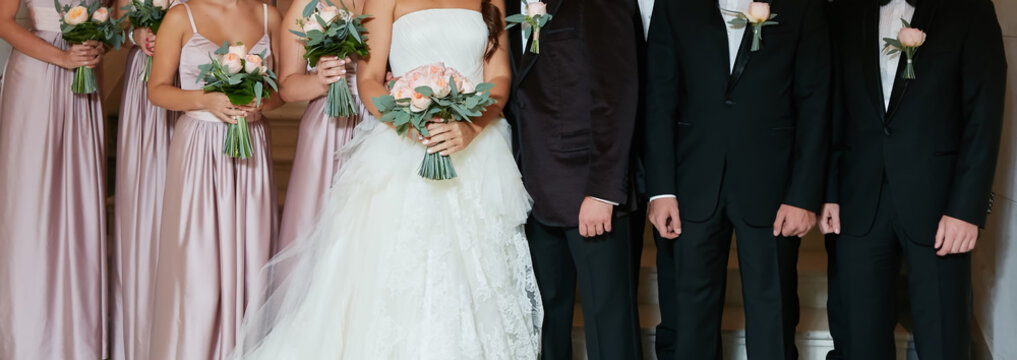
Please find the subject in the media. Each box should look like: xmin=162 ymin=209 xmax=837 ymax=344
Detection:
xmin=0 ymin=0 xmax=99 ymax=69
xmin=355 ymin=0 xmax=393 ymax=119
xmin=147 ymin=6 xmax=251 ymax=121
xmin=259 ymin=3 xmax=285 ymax=111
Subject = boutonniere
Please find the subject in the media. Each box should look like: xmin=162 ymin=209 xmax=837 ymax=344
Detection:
xmin=725 ymin=2 xmax=779 ymax=52
xmin=882 ymin=19 xmax=926 ymax=80
xmin=506 ymin=1 xmax=552 ymax=54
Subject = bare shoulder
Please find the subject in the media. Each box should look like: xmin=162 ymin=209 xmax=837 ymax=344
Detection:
xmin=161 ymin=4 xmax=193 ymax=34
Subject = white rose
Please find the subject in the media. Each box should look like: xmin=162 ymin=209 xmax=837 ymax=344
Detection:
xmin=302 ymin=17 xmax=324 ymax=33
xmin=228 ymin=43 xmax=247 ymax=58
xmin=526 ymin=2 xmax=547 ymax=17
xmin=91 ymin=7 xmax=109 ymax=22
xmin=318 ymin=6 xmax=340 ymax=23
xmin=153 ymin=0 xmax=170 ymax=10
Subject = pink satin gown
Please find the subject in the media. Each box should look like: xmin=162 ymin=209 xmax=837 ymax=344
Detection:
xmin=0 ymin=0 xmax=107 ymax=359
xmin=149 ymin=4 xmax=278 ymax=359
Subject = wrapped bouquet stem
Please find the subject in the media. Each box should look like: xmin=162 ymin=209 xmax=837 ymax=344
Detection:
xmin=121 ymin=0 xmax=171 ymax=82
xmin=56 ymin=1 xmax=125 ymax=94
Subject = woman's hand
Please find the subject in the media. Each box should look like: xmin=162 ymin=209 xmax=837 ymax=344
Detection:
xmin=133 ymin=27 xmax=155 ymax=56
xmin=315 ymin=55 xmax=347 ymax=86
xmin=423 ymin=120 xmax=483 ymax=156
xmin=59 ymin=40 xmax=102 ymax=70
xmin=201 ymin=92 xmax=256 ymax=124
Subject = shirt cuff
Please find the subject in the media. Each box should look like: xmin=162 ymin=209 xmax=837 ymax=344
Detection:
xmin=649 ymin=194 xmax=677 ymax=202
xmin=591 ymin=197 xmax=620 ymax=206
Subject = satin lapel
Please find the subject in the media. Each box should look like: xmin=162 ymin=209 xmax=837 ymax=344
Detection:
xmin=885 ymin=0 xmax=938 ymax=122
xmin=862 ymin=2 xmax=886 ymax=121
xmin=514 ymin=0 xmax=566 ymax=87
xmin=725 ymin=0 xmax=773 ymax=99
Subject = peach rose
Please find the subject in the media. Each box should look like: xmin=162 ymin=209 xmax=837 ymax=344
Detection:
xmin=318 ymin=6 xmax=340 ymax=23
xmin=428 ymin=74 xmax=451 ymax=98
xmin=244 ymin=54 xmax=263 ymax=74
xmin=63 ymin=6 xmax=89 ymax=25
xmin=222 ymin=53 xmax=243 ymax=73
xmin=228 ymin=43 xmax=247 ymax=58
xmin=391 ymin=84 xmax=413 ymax=100
xmin=898 ymin=27 xmax=926 ymax=48
xmin=410 ymin=91 xmax=432 ymax=113
xmin=745 ymin=2 xmax=770 ymax=23
xmin=91 ymin=7 xmax=109 ymax=22
xmin=526 ymin=2 xmax=547 ymax=17
xmin=302 ymin=17 xmax=324 ymax=33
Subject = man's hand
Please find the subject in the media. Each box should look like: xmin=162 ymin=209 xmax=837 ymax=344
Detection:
xmin=818 ymin=203 xmax=841 ymax=235
xmin=773 ymin=204 xmax=816 ymax=238
xmin=648 ymin=197 xmax=681 ymax=239
xmin=578 ymin=196 xmax=614 ymax=237
xmin=935 ymin=215 xmax=978 ymax=256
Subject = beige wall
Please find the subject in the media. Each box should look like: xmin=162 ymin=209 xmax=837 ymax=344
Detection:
xmin=973 ymin=1 xmax=1017 ymax=359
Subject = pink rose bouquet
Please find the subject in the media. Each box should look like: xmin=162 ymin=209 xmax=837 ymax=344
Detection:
xmin=56 ymin=0 xmax=125 ymax=94
xmin=290 ymin=0 xmax=370 ymax=117
xmin=197 ymin=41 xmax=278 ymax=159
xmin=372 ymin=63 xmax=497 ymax=180
xmin=883 ymin=19 xmax=927 ymax=80
xmin=121 ymin=0 xmax=172 ymax=81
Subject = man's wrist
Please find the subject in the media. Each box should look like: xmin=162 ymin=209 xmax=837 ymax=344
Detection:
xmin=590 ymin=196 xmax=619 ymax=206
xmin=650 ymin=194 xmax=677 ymax=202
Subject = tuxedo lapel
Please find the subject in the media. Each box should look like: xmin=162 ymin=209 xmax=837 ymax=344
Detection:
xmin=862 ymin=2 xmax=886 ymax=121
xmin=512 ymin=0 xmax=565 ymax=88
xmin=885 ymin=0 xmax=939 ymax=122
xmin=725 ymin=0 xmax=772 ymax=99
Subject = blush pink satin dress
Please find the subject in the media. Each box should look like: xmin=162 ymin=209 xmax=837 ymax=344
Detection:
xmin=149 ymin=4 xmax=278 ymax=359
xmin=0 ymin=1 xmax=108 ymax=359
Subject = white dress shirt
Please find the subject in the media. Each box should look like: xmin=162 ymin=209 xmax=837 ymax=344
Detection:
xmin=638 ymin=0 xmax=655 ymax=39
xmin=517 ymin=0 xmax=619 ymax=206
xmin=879 ymin=0 xmax=916 ymax=109
xmin=649 ymin=0 xmax=751 ymax=202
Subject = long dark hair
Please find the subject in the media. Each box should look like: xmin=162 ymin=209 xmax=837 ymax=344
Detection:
xmin=481 ymin=0 xmax=503 ymax=61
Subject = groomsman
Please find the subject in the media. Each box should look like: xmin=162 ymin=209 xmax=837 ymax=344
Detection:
xmin=820 ymin=0 xmax=1006 ymax=358
xmin=644 ymin=0 xmax=831 ymax=358
xmin=505 ymin=0 xmax=644 ymax=359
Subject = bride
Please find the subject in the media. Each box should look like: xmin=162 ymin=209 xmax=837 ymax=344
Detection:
xmin=232 ymin=0 xmax=542 ymax=358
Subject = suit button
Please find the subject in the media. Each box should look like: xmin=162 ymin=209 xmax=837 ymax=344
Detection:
xmin=883 ymin=126 xmax=892 ymax=136
xmin=724 ymin=99 xmax=736 ymax=106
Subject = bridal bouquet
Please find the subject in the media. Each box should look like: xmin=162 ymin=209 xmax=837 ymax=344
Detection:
xmin=56 ymin=0 xmax=125 ymax=94
xmin=121 ymin=0 xmax=171 ymax=82
xmin=372 ymin=63 xmax=496 ymax=180
xmin=289 ymin=0 xmax=370 ymax=117
xmin=197 ymin=42 xmax=278 ymax=159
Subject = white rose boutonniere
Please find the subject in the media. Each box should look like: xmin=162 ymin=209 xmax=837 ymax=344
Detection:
xmin=725 ymin=2 xmax=779 ymax=52
xmin=505 ymin=1 xmax=553 ymax=54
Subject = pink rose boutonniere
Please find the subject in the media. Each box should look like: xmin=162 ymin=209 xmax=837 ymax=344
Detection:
xmin=883 ymin=18 xmax=927 ymax=80
xmin=725 ymin=2 xmax=779 ymax=52
xmin=505 ymin=1 xmax=552 ymax=54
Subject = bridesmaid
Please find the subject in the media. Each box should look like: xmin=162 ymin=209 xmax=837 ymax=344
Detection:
xmin=110 ymin=0 xmax=177 ymax=358
xmin=146 ymin=0 xmax=282 ymax=357
xmin=0 ymin=0 xmax=108 ymax=359
xmin=275 ymin=0 xmax=364 ymax=250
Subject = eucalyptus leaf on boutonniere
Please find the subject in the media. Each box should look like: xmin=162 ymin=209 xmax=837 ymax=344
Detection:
xmin=725 ymin=2 xmax=778 ymax=52
xmin=505 ymin=1 xmax=552 ymax=54
xmin=882 ymin=18 xmax=926 ymax=80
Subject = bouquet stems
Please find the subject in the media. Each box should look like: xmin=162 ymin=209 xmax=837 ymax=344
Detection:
xmin=325 ymin=77 xmax=356 ymax=117
xmin=751 ymin=25 xmax=763 ymax=52
xmin=142 ymin=54 xmax=152 ymax=82
xmin=72 ymin=66 xmax=98 ymax=94
xmin=418 ymin=151 xmax=457 ymax=180
xmin=223 ymin=116 xmax=254 ymax=159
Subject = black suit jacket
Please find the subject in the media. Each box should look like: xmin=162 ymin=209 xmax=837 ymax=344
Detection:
xmin=645 ymin=0 xmax=831 ymax=226
xmin=827 ymin=0 xmax=1006 ymax=244
xmin=505 ymin=0 xmax=643 ymax=227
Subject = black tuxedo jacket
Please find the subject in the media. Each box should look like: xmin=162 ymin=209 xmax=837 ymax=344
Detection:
xmin=505 ymin=0 xmax=644 ymax=227
xmin=645 ymin=0 xmax=831 ymax=226
xmin=827 ymin=0 xmax=1006 ymax=244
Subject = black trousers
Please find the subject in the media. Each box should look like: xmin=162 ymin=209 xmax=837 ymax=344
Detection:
xmin=834 ymin=186 xmax=972 ymax=360
xmin=654 ymin=187 xmax=801 ymax=360
xmin=825 ymin=233 xmax=846 ymax=360
xmin=526 ymin=215 xmax=642 ymax=360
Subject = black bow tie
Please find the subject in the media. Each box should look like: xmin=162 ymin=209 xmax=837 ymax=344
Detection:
xmin=879 ymin=0 xmax=918 ymax=6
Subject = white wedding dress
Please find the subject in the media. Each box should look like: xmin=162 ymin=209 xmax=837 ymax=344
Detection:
xmin=232 ymin=8 xmax=543 ymax=360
